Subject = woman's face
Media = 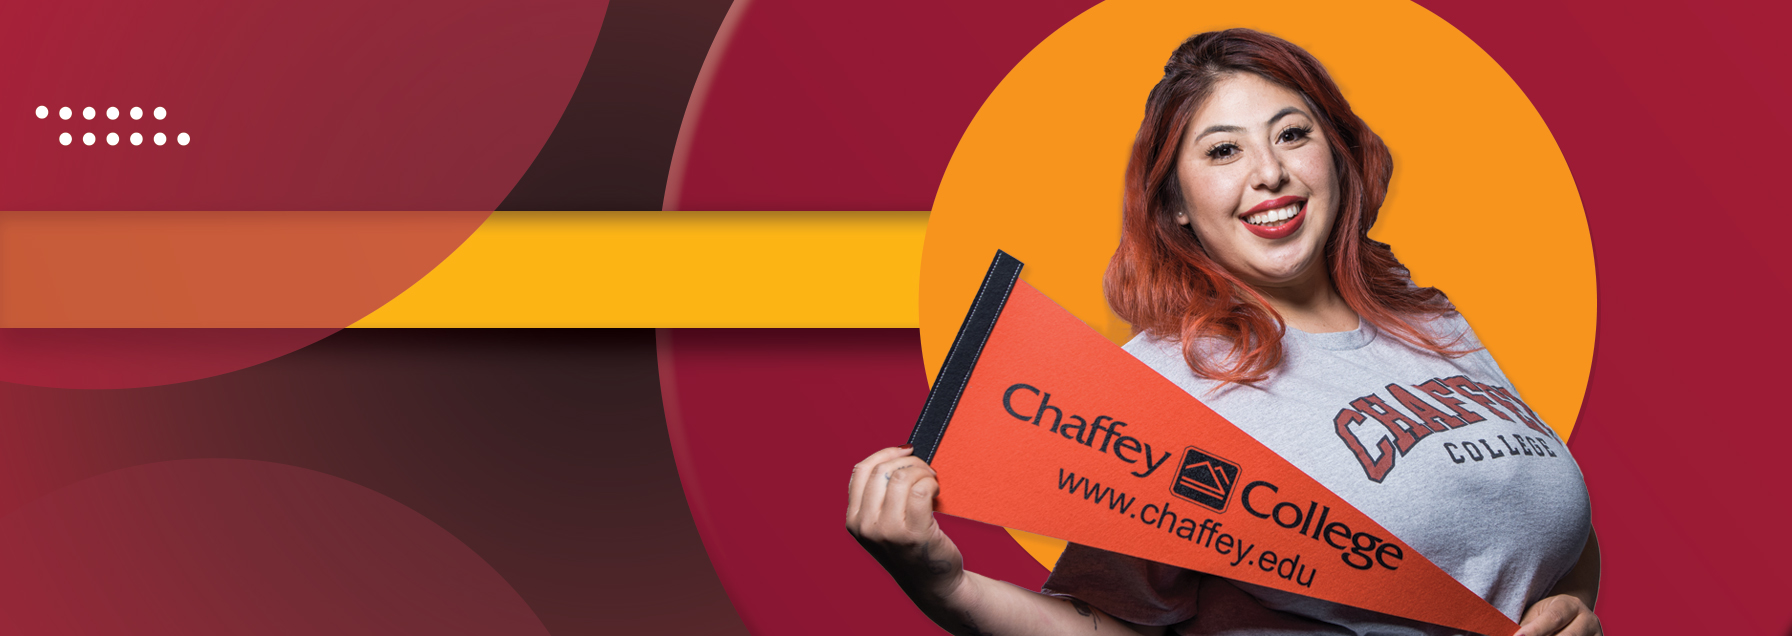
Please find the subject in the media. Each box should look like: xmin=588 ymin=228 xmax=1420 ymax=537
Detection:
xmin=1174 ymin=72 xmax=1339 ymax=292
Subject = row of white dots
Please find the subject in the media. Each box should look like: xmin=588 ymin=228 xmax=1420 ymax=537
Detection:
xmin=58 ymin=132 xmax=190 ymax=146
xmin=35 ymin=105 xmax=167 ymax=121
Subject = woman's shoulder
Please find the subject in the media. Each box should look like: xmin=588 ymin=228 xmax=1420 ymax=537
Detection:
xmin=1405 ymin=310 xmax=1484 ymax=352
xmin=1400 ymin=310 xmax=1521 ymax=387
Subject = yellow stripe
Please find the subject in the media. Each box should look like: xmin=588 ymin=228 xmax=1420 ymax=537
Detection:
xmin=351 ymin=211 xmax=928 ymax=327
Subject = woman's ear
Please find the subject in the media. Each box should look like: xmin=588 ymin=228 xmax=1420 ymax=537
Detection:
xmin=1175 ymin=209 xmax=1190 ymax=226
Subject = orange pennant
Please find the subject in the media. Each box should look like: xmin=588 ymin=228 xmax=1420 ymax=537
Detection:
xmin=909 ymin=251 xmax=1518 ymax=636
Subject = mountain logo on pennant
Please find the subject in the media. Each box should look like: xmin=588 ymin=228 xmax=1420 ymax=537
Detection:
xmin=1172 ymin=446 xmax=1239 ymax=512
xmin=907 ymin=250 xmax=1521 ymax=636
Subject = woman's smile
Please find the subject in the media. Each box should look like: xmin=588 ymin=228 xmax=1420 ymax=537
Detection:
xmin=1240 ymin=196 xmax=1306 ymax=239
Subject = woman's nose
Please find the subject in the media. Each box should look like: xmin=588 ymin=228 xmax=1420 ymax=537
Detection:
xmin=1250 ymin=152 xmax=1289 ymax=191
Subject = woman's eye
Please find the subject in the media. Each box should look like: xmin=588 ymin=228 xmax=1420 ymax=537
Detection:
xmin=1278 ymin=126 xmax=1311 ymax=143
xmin=1206 ymin=143 xmax=1238 ymax=159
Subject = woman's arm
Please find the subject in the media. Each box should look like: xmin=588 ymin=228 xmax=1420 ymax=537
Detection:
xmin=926 ymin=570 xmax=1163 ymax=636
xmin=847 ymin=446 xmax=1166 ymax=636
xmin=1516 ymin=527 xmax=1601 ymax=636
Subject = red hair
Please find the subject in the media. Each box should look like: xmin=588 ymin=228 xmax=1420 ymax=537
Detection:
xmin=1105 ymin=29 xmax=1461 ymax=384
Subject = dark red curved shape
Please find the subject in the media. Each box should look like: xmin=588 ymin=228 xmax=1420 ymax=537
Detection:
xmin=0 ymin=329 xmax=746 ymax=636
xmin=0 ymin=459 xmax=549 ymax=635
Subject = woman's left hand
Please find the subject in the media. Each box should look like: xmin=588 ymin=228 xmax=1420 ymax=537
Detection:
xmin=1516 ymin=594 xmax=1601 ymax=636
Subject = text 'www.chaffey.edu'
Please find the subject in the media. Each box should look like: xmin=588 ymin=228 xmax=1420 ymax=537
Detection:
xmin=1055 ymin=468 xmax=1316 ymax=588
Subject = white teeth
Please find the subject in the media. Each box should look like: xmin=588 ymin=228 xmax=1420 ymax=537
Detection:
xmin=1244 ymin=202 xmax=1302 ymax=226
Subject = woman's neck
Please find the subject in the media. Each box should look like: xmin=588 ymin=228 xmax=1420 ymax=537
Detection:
xmin=1251 ymin=269 xmax=1360 ymax=334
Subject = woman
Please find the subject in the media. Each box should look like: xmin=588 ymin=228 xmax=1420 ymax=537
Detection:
xmin=847 ymin=29 xmax=1600 ymax=636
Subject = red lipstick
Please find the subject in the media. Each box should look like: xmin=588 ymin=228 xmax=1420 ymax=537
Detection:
xmin=1240 ymin=196 xmax=1306 ymax=240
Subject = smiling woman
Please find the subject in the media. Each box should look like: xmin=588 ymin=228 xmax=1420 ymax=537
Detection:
xmin=850 ymin=28 xmax=1601 ymax=636
xmin=1109 ymin=37 xmax=1458 ymax=384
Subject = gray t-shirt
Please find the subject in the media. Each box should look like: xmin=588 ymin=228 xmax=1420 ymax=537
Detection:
xmin=1041 ymin=314 xmax=1591 ymax=635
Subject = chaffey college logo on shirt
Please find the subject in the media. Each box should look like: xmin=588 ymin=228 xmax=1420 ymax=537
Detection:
xmin=1170 ymin=446 xmax=1240 ymax=513
xmin=1332 ymin=375 xmax=1560 ymax=482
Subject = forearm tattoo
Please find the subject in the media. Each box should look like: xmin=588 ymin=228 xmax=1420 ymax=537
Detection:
xmin=1071 ymin=599 xmax=1098 ymax=631
xmin=920 ymin=539 xmax=954 ymax=577
xmin=958 ymin=616 xmax=997 ymax=636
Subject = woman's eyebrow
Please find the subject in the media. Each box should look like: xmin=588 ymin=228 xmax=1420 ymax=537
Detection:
xmin=1267 ymin=106 xmax=1309 ymax=126
xmin=1193 ymin=124 xmax=1245 ymax=142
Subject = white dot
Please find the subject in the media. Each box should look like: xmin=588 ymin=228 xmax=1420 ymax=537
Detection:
xmin=82 ymin=107 xmax=94 ymax=120
xmin=35 ymin=105 xmax=48 ymax=119
xmin=59 ymin=107 xmax=71 ymax=120
xmin=153 ymin=132 xmax=166 ymax=146
xmin=106 ymin=132 xmax=119 ymax=146
xmin=130 ymin=106 xmax=142 ymax=120
xmin=176 ymin=132 xmax=190 ymax=146
xmin=82 ymin=132 xmax=95 ymax=146
xmin=130 ymin=132 xmax=142 ymax=145
xmin=59 ymin=132 xmax=71 ymax=146
xmin=153 ymin=106 xmax=166 ymax=120
xmin=106 ymin=106 xmax=119 ymax=120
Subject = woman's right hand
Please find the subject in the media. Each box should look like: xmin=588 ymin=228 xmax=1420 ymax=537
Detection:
xmin=845 ymin=445 xmax=966 ymax=604
xmin=846 ymin=446 xmax=1159 ymax=636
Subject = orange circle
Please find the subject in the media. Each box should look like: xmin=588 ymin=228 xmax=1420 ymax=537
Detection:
xmin=918 ymin=0 xmax=1595 ymax=567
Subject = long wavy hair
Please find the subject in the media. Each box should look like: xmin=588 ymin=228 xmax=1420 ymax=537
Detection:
xmin=1104 ymin=28 xmax=1461 ymax=384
